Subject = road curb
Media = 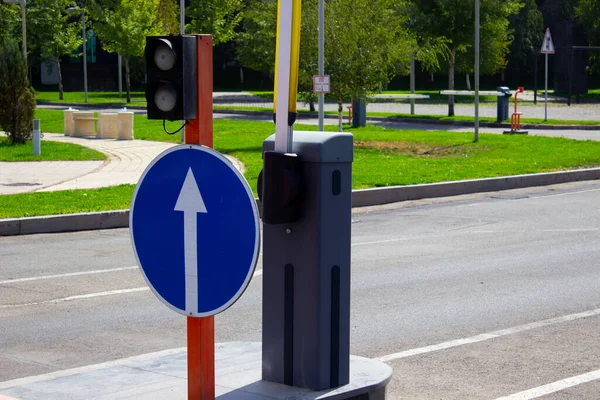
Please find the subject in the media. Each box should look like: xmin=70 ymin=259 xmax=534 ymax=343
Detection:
xmin=351 ymin=168 xmax=600 ymax=207
xmin=0 ymin=210 xmax=129 ymax=236
xmin=2 ymin=168 xmax=599 ymax=236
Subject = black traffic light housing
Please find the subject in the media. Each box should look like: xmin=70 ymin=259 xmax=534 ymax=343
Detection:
xmin=145 ymin=35 xmax=197 ymax=121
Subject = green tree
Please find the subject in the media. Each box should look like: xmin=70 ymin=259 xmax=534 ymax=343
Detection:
xmin=412 ymin=0 xmax=522 ymax=116
xmin=326 ymin=0 xmax=413 ymax=129
xmin=576 ymin=0 xmax=600 ymax=72
xmin=0 ymin=38 xmax=36 ymax=145
xmin=0 ymin=5 xmax=20 ymax=41
xmin=507 ymin=0 xmax=544 ymax=78
xmin=186 ymin=0 xmax=244 ymax=45
xmin=157 ymin=0 xmax=180 ymax=35
xmin=236 ymin=0 xmax=277 ymax=75
xmin=91 ymin=0 xmax=162 ymax=102
xmin=237 ymin=0 xmax=414 ymax=131
xmin=27 ymin=0 xmax=83 ymax=100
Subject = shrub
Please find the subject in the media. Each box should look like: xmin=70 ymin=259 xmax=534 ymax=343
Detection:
xmin=0 ymin=38 xmax=36 ymax=145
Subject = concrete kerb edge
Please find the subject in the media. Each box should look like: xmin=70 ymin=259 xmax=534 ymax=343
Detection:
xmin=2 ymin=169 xmax=599 ymax=236
xmin=351 ymin=168 xmax=600 ymax=207
xmin=0 ymin=210 xmax=129 ymax=236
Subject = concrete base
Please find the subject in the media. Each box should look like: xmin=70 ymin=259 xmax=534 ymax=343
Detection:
xmin=0 ymin=342 xmax=391 ymax=400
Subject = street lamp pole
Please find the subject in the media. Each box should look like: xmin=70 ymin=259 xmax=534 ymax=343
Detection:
xmin=3 ymin=0 xmax=26 ymax=60
xmin=81 ymin=9 xmax=88 ymax=103
xmin=318 ymin=0 xmax=325 ymax=131
xmin=67 ymin=6 xmax=88 ymax=103
xmin=474 ymin=0 xmax=480 ymax=142
xmin=19 ymin=0 xmax=25 ymax=59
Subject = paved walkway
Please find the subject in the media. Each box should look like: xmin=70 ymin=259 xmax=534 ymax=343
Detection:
xmin=39 ymin=91 xmax=600 ymax=121
xmin=212 ymin=91 xmax=600 ymax=121
xmin=0 ymin=134 xmax=245 ymax=195
xmin=219 ymin=100 xmax=600 ymax=121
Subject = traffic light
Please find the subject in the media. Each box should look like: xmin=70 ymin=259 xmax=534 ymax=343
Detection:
xmin=145 ymin=35 xmax=197 ymax=121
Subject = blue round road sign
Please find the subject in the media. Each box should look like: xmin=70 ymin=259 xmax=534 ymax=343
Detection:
xmin=130 ymin=145 xmax=260 ymax=317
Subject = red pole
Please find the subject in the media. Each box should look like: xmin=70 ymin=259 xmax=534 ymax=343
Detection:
xmin=187 ymin=317 xmax=215 ymax=399
xmin=185 ymin=35 xmax=213 ymax=148
xmin=185 ymin=34 xmax=215 ymax=400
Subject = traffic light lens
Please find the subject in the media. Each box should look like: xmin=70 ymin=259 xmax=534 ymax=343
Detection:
xmin=155 ymin=85 xmax=177 ymax=112
xmin=154 ymin=42 xmax=176 ymax=71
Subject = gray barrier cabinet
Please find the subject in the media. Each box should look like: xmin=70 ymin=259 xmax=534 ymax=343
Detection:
xmin=260 ymin=131 xmax=354 ymax=391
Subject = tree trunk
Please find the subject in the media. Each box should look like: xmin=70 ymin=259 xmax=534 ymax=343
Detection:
xmin=466 ymin=73 xmax=471 ymax=91
xmin=500 ymin=68 xmax=505 ymax=83
xmin=125 ymin=57 xmax=131 ymax=103
xmin=338 ymin=101 xmax=343 ymax=132
xmin=430 ymin=72 xmax=434 ymax=82
xmin=448 ymin=48 xmax=456 ymax=117
xmin=309 ymin=99 xmax=315 ymax=112
xmin=56 ymin=58 xmax=64 ymax=101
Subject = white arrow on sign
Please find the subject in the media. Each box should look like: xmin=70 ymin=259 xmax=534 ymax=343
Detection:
xmin=174 ymin=168 xmax=208 ymax=315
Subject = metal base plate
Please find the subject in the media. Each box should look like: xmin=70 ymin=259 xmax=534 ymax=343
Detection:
xmin=502 ymin=131 xmax=529 ymax=135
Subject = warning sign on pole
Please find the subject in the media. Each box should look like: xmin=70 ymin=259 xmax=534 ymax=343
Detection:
xmin=313 ymin=75 xmax=331 ymax=93
xmin=541 ymin=28 xmax=555 ymax=54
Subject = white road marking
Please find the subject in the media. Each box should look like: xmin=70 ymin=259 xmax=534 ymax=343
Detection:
xmin=376 ymin=307 xmax=600 ymax=362
xmin=494 ymin=369 xmax=600 ymax=400
xmin=1 ymin=270 xmax=264 ymax=308
xmin=0 ymin=266 xmax=138 ymax=285
xmin=0 ymin=288 xmax=150 ymax=308
xmin=529 ymin=188 xmax=600 ymax=199
xmin=352 ymin=228 xmax=598 ymax=247
xmin=458 ymin=188 xmax=600 ymax=208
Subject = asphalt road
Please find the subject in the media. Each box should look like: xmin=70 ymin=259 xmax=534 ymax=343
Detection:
xmin=1 ymin=181 xmax=599 ymax=399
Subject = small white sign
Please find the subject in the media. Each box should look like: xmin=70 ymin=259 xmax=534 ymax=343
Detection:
xmin=541 ymin=28 xmax=555 ymax=54
xmin=313 ymin=75 xmax=331 ymax=93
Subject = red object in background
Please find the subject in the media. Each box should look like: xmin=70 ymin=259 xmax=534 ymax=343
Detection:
xmin=511 ymin=87 xmax=525 ymax=131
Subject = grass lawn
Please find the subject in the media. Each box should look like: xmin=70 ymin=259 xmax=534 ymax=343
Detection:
xmin=35 ymin=90 xmax=146 ymax=106
xmin=0 ymin=185 xmax=135 ymax=218
xmin=586 ymin=89 xmax=600 ymax=101
xmin=3 ymin=109 xmax=600 ymax=218
xmin=369 ymin=112 xmax=600 ymax=126
xmin=555 ymin=89 xmax=600 ymax=102
xmin=0 ymin=137 xmax=105 ymax=161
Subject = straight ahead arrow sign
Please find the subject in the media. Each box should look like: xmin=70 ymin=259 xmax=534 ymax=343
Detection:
xmin=174 ymin=168 xmax=208 ymax=315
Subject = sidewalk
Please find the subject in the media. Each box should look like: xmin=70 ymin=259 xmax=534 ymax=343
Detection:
xmin=0 ymin=134 xmax=245 ymax=195
xmin=0 ymin=342 xmax=391 ymax=399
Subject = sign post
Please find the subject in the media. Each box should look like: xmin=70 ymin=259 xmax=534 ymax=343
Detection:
xmin=130 ymin=145 xmax=260 ymax=398
xmin=318 ymin=0 xmax=325 ymax=130
xmin=136 ymin=34 xmax=259 ymax=400
xmin=540 ymin=28 xmax=555 ymax=121
xmin=186 ymin=35 xmax=214 ymax=400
